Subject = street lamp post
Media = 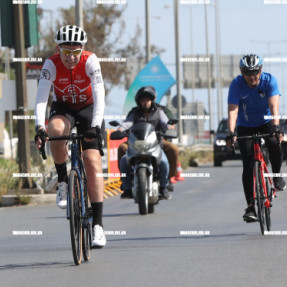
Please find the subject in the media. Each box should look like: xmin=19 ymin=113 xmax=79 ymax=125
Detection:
xmin=215 ymin=0 xmax=223 ymax=123
xmin=145 ymin=0 xmax=151 ymax=63
xmin=204 ymin=4 xmax=213 ymax=135
xmin=76 ymin=0 xmax=84 ymax=28
xmin=174 ymin=0 xmax=183 ymax=144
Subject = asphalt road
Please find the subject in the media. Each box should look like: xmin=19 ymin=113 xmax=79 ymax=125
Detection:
xmin=1 ymin=160 xmax=287 ymax=287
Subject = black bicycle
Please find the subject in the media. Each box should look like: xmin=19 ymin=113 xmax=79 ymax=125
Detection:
xmin=40 ymin=127 xmax=104 ymax=265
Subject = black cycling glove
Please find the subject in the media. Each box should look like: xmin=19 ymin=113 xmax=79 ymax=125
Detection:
xmin=272 ymin=124 xmax=283 ymax=136
xmin=225 ymin=132 xmax=235 ymax=143
xmin=34 ymin=128 xmax=48 ymax=143
xmin=34 ymin=128 xmax=48 ymax=160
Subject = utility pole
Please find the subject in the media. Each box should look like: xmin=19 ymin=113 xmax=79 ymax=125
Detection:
xmin=204 ymin=4 xmax=213 ymax=138
xmin=13 ymin=4 xmax=33 ymax=188
xmin=145 ymin=0 xmax=151 ymax=63
xmin=76 ymin=0 xmax=84 ymax=28
xmin=189 ymin=7 xmax=195 ymax=103
xmin=215 ymin=0 xmax=223 ymax=123
xmin=174 ymin=0 xmax=183 ymax=144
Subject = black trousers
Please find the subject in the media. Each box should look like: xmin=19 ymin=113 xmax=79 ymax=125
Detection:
xmin=237 ymin=121 xmax=282 ymax=205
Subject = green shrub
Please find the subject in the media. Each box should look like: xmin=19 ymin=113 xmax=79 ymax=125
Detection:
xmin=178 ymin=147 xmax=213 ymax=169
xmin=0 ymin=158 xmax=18 ymax=202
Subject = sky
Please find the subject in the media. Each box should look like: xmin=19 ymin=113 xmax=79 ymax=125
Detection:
xmin=17 ymin=0 xmax=287 ymax=129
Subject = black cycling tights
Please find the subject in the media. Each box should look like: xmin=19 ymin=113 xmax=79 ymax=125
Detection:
xmin=237 ymin=122 xmax=282 ymax=205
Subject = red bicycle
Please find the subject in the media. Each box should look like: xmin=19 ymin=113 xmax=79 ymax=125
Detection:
xmin=237 ymin=133 xmax=276 ymax=235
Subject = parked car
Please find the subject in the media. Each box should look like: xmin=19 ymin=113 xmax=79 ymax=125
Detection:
xmin=210 ymin=119 xmax=241 ymax=167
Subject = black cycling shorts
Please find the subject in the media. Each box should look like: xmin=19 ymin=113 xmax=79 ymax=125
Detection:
xmin=49 ymin=101 xmax=105 ymax=151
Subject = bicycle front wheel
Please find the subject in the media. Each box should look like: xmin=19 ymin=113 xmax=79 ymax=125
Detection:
xmin=254 ymin=161 xmax=265 ymax=235
xmin=81 ymin=164 xmax=91 ymax=261
xmin=69 ymin=169 xmax=83 ymax=265
xmin=265 ymin=177 xmax=272 ymax=231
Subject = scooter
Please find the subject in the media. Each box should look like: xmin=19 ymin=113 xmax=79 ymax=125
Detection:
xmin=110 ymin=120 xmax=177 ymax=215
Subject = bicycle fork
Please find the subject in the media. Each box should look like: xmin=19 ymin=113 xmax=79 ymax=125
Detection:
xmin=253 ymin=160 xmax=271 ymax=208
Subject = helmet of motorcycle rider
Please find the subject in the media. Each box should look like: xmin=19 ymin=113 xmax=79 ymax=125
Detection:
xmin=135 ymin=86 xmax=156 ymax=108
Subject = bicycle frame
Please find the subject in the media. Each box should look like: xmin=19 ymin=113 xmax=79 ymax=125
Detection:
xmin=66 ymin=134 xmax=92 ymax=227
xmin=252 ymin=139 xmax=274 ymax=208
xmin=67 ymin=135 xmax=83 ymax=220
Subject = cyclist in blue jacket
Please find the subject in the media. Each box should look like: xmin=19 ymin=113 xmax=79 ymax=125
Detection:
xmin=227 ymin=54 xmax=286 ymax=222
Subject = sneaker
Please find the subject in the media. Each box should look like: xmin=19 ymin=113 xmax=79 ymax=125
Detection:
xmin=160 ymin=187 xmax=171 ymax=200
xmin=167 ymin=180 xmax=174 ymax=192
xmin=56 ymin=182 xmax=67 ymax=209
xmin=273 ymin=177 xmax=286 ymax=191
xmin=120 ymin=189 xmax=133 ymax=199
xmin=243 ymin=206 xmax=257 ymax=223
xmin=92 ymin=225 xmax=106 ymax=248
xmin=170 ymin=177 xmax=177 ymax=184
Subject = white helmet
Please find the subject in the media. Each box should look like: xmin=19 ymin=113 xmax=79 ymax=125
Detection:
xmin=54 ymin=25 xmax=87 ymax=46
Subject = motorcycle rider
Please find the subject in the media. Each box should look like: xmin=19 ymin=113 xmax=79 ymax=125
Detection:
xmin=117 ymin=86 xmax=171 ymax=200
xmin=117 ymin=86 xmax=178 ymax=196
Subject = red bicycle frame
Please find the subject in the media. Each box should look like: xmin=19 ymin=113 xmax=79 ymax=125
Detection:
xmin=252 ymin=141 xmax=275 ymax=208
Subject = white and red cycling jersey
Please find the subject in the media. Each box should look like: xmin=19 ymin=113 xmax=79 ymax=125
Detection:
xmin=35 ymin=51 xmax=105 ymax=128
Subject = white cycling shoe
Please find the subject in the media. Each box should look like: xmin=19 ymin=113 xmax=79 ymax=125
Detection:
xmin=56 ymin=182 xmax=67 ymax=209
xmin=92 ymin=225 xmax=106 ymax=248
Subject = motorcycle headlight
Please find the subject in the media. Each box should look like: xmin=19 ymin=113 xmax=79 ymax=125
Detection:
xmin=134 ymin=132 xmax=157 ymax=152
xmin=215 ymin=139 xmax=226 ymax=146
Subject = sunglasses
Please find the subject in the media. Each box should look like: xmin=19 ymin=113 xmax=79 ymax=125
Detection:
xmin=60 ymin=48 xmax=82 ymax=56
xmin=243 ymin=70 xmax=261 ymax=76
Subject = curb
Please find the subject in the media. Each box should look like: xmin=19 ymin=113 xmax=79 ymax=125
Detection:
xmin=1 ymin=179 xmax=123 ymax=207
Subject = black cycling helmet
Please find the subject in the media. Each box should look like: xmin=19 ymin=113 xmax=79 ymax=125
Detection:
xmin=135 ymin=86 xmax=156 ymax=107
xmin=239 ymin=54 xmax=263 ymax=72
xmin=55 ymin=25 xmax=87 ymax=46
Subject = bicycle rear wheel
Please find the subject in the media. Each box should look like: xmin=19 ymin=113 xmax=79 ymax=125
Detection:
xmin=82 ymin=213 xmax=91 ymax=261
xmin=254 ymin=161 xmax=265 ymax=235
xmin=265 ymin=177 xmax=272 ymax=231
xmin=69 ymin=169 xmax=82 ymax=265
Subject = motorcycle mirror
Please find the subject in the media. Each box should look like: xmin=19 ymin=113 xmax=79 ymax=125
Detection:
xmin=110 ymin=130 xmax=127 ymax=140
xmin=109 ymin=120 xmax=120 ymax=127
xmin=167 ymin=119 xmax=178 ymax=125
xmin=158 ymin=131 xmax=178 ymax=139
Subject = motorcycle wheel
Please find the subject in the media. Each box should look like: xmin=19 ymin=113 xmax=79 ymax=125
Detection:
xmin=137 ymin=167 xmax=148 ymax=215
xmin=148 ymin=204 xmax=154 ymax=214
